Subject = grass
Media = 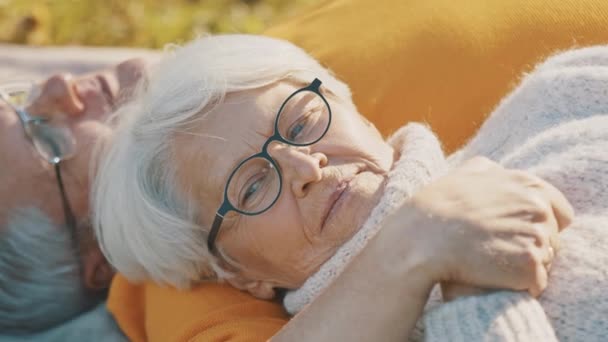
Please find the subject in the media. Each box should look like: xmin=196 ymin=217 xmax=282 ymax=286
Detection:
xmin=0 ymin=0 xmax=319 ymax=48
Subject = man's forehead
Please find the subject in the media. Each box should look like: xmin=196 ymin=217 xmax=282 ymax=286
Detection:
xmin=0 ymin=101 xmax=18 ymax=126
xmin=0 ymin=103 xmax=26 ymax=157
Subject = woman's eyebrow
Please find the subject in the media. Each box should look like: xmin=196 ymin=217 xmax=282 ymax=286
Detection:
xmin=211 ymin=98 xmax=276 ymax=184
xmin=241 ymin=135 xmax=260 ymax=152
xmin=220 ymin=132 xmax=263 ymax=177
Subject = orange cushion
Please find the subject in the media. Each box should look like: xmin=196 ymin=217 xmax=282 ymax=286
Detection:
xmin=108 ymin=275 xmax=288 ymax=342
xmin=265 ymin=0 xmax=608 ymax=152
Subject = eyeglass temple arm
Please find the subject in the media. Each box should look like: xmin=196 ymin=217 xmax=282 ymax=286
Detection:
xmin=207 ymin=214 xmax=224 ymax=254
xmin=54 ymin=163 xmax=78 ymax=247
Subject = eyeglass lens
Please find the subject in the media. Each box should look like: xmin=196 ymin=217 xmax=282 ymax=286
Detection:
xmin=1 ymin=84 xmax=76 ymax=164
xmin=225 ymin=89 xmax=329 ymax=215
xmin=1 ymin=83 xmax=78 ymax=243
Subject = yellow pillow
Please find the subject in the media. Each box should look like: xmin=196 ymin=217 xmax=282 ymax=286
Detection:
xmin=265 ymin=0 xmax=608 ymax=152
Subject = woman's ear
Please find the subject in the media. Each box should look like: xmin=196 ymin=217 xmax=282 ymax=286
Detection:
xmin=226 ymin=275 xmax=276 ymax=299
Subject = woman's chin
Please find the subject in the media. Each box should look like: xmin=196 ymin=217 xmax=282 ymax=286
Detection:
xmin=322 ymin=171 xmax=387 ymax=243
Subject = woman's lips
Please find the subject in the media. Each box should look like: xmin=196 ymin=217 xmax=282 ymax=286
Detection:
xmin=320 ymin=177 xmax=354 ymax=232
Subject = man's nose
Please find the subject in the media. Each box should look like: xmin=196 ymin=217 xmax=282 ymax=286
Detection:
xmin=116 ymin=58 xmax=147 ymax=89
xmin=27 ymin=73 xmax=84 ymax=117
xmin=268 ymin=142 xmax=328 ymax=197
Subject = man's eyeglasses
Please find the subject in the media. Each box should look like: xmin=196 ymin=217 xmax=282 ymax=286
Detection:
xmin=207 ymin=78 xmax=332 ymax=254
xmin=0 ymin=82 xmax=78 ymax=242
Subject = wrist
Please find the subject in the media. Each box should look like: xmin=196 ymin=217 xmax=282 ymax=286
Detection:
xmin=371 ymin=203 xmax=441 ymax=296
xmin=275 ymin=202 xmax=440 ymax=342
xmin=406 ymin=193 xmax=461 ymax=282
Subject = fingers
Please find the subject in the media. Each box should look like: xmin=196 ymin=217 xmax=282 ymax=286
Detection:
xmin=530 ymin=233 xmax=558 ymax=296
xmin=539 ymin=179 xmax=575 ymax=231
xmin=523 ymin=172 xmax=574 ymax=231
xmin=544 ymin=214 xmax=561 ymax=253
xmin=513 ymin=171 xmax=571 ymax=252
xmin=526 ymin=243 xmax=553 ymax=297
xmin=530 ymin=206 xmax=560 ymax=253
xmin=500 ymin=234 xmax=552 ymax=298
xmin=527 ymin=265 xmax=548 ymax=298
xmin=421 ymin=158 xmax=568 ymax=298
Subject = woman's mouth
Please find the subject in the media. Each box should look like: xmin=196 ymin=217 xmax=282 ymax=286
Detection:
xmin=73 ymin=75 xmax=115 ymax=111
xmin=320 ymin=177 xmax=354 ymax=232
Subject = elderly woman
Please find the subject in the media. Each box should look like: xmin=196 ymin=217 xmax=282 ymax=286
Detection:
xmin=93 ymin=35 xmax=585 ymax=340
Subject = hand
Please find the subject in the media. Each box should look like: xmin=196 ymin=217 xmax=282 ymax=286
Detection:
xmin=401 ymin=156 xmax=573 ymax=297
xmin=441 ymin=243 xmax=556 ymax=301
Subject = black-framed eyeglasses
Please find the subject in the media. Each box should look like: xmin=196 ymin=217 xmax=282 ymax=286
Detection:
xmin=207 ymin=78 xmax=331 ymax=254
xmin=0 ymin=83 xmax=78 ymax=243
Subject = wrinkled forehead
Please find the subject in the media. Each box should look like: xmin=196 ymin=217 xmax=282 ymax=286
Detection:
xmin=171 ymin=82 xmax=298 ymax=209
xmin=0 ymin=104 xmax=46 ymax=223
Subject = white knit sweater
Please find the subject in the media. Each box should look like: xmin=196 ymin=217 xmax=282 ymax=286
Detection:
xmin=423 ymin=46 xmax=608 ymax=342
xmin=286 ymin=45 xmax=608 ymax=341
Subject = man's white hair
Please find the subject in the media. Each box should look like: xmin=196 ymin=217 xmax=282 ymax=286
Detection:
xmin=0 ymin=208 xmax=103 ymax=333
xmin=93 ymin=34 xmax=352 ymax=288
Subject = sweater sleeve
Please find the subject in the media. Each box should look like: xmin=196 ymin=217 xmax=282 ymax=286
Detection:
xmin=536 ymin=45 xmax=608 ymax=70
xmin=423 ymin=291 xmax=557 ymax=342
xmin=450 ymin=46 xmax=608 ymax=164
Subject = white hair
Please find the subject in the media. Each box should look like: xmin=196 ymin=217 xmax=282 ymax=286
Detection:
xmin=93 ymin=34 xmax=352 ymax=288
xmin=0 ymin=207 xmax=103 ymax=334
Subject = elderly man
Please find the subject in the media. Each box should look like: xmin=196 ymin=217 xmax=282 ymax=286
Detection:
xmin=0 ymin=58 xmax=146 ymax=341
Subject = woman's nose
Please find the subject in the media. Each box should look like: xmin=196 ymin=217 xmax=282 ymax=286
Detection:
xmin=268 ymin=143 xmax=328 ymax=197
xmin=27 ymin=73 xmax=84 ymax=117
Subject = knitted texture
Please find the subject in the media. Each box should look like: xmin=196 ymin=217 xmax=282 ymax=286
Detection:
xmin=424 ymin=45 xmax=608 ymax=341
xmin=283 ymin=122 xmax=448 ymax=314
xmin=285 ymin=45 xmax=608 ymax=341
xmin=423 ymin=292 xmax=557 ymax=341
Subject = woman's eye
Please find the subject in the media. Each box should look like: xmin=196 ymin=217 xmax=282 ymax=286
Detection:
xmin=242 ymin=178 xmax=262 ymax=205
xmin=288 ymin=112 xmax=314 ymax=141
xmin=240 ymin=165 xmax=272 ymax=208
xmin=288 ymin=121 xmax=306 ymax=141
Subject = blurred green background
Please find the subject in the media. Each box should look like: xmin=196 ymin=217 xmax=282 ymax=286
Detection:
xmin=0 ymin=0 xmax=319 ymax=48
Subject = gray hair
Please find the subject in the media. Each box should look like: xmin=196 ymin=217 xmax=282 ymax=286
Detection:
xmin=92 ymin=34 xmax=352 ymax=289
xmin=0 ymin=207 xmax=102 ymax=334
